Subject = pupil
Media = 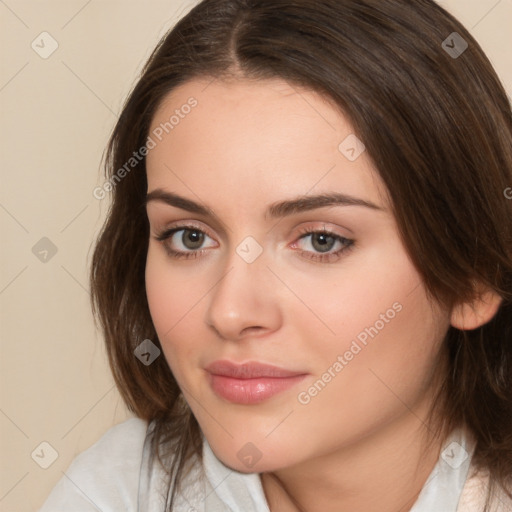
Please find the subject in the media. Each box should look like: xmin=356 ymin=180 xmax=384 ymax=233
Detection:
xmin=312 ymin=233 xmax=335 ymax=253
xmin=183 ymin=230 xmax=204 ymax=249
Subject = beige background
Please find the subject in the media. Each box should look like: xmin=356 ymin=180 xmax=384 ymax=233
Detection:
xmin=0 ymin=1 xmax=510 ymax=510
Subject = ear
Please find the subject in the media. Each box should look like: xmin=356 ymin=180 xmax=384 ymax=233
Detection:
xmin=450 ymin=286 xmax=502 ymax=331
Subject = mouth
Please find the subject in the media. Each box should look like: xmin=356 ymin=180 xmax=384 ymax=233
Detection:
xmin=205 ymin=360 xmax=308 ymax=405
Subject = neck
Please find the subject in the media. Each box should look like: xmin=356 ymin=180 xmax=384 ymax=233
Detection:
xmin=261 ymin=395 xmax=449 ymax=512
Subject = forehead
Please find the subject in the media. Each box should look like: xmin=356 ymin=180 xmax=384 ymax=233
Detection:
xmin=145 ymin=78 xmax=389 ymax=212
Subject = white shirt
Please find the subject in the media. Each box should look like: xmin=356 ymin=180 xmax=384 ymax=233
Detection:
xmin=38 ymin=417 xmax=509 ymax=511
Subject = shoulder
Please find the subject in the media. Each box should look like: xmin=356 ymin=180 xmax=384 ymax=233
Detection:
xmin=38 ymin=417 xmax=150 ymax=512
xmin=458 ymin=466 xmax=512 ymax=512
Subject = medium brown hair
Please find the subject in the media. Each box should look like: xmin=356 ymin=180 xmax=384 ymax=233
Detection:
xmin=90 ymin=0 xmax=512 ymax=509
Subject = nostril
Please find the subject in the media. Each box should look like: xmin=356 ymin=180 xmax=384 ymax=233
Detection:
xmin=240 ymin=326 xmax=266 ymax=336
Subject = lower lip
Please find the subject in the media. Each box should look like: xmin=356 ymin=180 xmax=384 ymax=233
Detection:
xmin=208 ymin=374 xmax=307 ymax=404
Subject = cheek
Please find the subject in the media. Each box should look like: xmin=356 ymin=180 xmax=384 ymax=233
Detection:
xmin=297 ymin=278 xmax=449 ymax=428
xmin=341 ymin=292 xmax=447 ymax=389
xmin=285 ymin=239 xmax=422 ymax=348
xmin=145 ymin=243 xmax=208 ymax=329
xmin=145 ymin=243 xmax=223 ymax=387
xmin=145 ymin=246 xmax=201 ymax=363
xmin=289 ymin=294 xmax=448 ymax=460
xmin=145 ymin=249 xmax=174 ymax=333
xmin=291 ymin=243 xmax=449 ymax=417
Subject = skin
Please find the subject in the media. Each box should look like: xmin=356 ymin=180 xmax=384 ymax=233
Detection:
xmin=144 ymin=77 xmax=499 ymax=512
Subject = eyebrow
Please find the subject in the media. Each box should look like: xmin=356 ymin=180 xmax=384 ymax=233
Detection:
xmin=145 ymin=188 xmax=383 ymax=219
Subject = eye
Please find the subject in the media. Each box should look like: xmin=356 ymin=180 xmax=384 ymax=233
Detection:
xmin=155 ymin=226 xmax=217 ymax=259
xmin=154 ymin=224 xmax=353 ymax=262
xmin=292 ymin=229 xmax=354 ymax=263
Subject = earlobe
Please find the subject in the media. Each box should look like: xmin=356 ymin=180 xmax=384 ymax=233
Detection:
xmin=450 ymin=287 xmax=503 ymax=331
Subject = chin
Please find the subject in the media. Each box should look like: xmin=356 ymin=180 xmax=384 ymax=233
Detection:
xmin=206 ymin=434 xmax=302 ymax=474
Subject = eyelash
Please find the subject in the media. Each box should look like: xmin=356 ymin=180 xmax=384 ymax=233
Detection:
xmin=294 ymin=226 xmax=354 ymax=263
xmin=154 ymin=224 xmax=354 ymax=263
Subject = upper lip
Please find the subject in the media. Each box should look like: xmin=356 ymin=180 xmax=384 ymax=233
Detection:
xmin=205 ymin=360 xmax=306 ymax=379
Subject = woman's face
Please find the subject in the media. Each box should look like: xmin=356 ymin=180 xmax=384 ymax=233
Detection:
xmin=145 ymin=77 xmax=451 ymax=473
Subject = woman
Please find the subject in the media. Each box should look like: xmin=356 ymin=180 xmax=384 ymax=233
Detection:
xmin=39 ymin=0 xmax=512 ymax=510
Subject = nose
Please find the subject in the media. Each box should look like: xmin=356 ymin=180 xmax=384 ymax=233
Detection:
xmin=205 ymin=252 xmax=283 ymax=341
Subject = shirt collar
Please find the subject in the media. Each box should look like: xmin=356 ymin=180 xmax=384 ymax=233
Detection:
xmin=409 ymin=426 xmax=476 ymax=512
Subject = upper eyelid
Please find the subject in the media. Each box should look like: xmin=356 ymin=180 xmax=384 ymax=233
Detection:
xmin=155 ymin=223 xmax=348 ymax=238
xmin=147 ymin=203 xmax=357 ymax=235
xmin=154 ymin=220 xmax=217 ymax=238
xmin=146 ymin=203 xmax=230 ymax=235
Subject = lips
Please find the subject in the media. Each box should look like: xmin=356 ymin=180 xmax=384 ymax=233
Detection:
xmin=205 ymin=360 xmax=308 ymax=404
xmin=205 ymin=360 xmax=305 ymax=378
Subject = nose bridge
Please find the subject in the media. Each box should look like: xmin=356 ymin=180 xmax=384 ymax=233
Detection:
xmin=205 ymin=240 xmax=281 ymax=340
